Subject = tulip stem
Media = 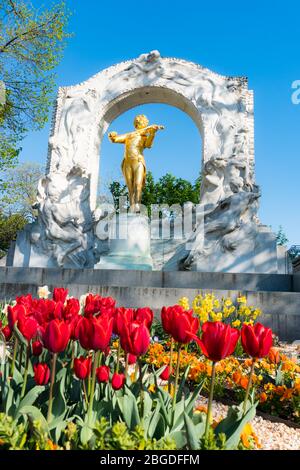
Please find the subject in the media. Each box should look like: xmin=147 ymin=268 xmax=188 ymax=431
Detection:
xmin=168 ymin=338 xmax=174 ymax=394
xmin=47 ymin=353 xmax=57 ymax=423
xmin=138 ymin=359 xmax=144 ymax=417
xmin=172 ymin=345 xmax=181 ymax=409
xmin=18 ymin=343 xmax=24 ymax=370
xmin=71 ymin=340 xmax=75 ymax=369
xmin=243 ymin=358 xmax=256 ymax=414
xmin=87 ymin=351 xmax=93 ymax=397
xmin=116 ymin=340 xmax=121 ymax=374
xmin=20 ymin=345 xmax=30 ymax=398
xmin=82 ymin=380 xmax=88 ymax=406
xmin=88 ymin=350 xmax=99 ymax=426
xmin=10 ymin=338 xmax=18 ymax=376
xmin=205 ymin=361 xmax=216 ymax=440
xmin=124 ymin=353 xmax=129 ymax=377
xmin=134 ymin=362 xmax=139 ymax=382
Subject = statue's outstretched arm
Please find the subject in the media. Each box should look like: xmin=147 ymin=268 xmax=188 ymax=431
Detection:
xmin=108 ymin=131 xmax=128 ymax=143
xmin=144 ymin=129 xmax=156 ymax=148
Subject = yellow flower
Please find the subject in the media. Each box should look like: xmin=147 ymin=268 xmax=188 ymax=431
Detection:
xmin=237 ymin=296 xmax=247 ymax=304
xmin=178 ymin=296 xmax=190 ymax=310
xmin=253 ymin=309 xmax=262 ymax=318
xmin=243 ymin=320 xmax=254 ymax=326
xmin=232 ymin=319 xmax=241 ymax=328
xmin=224 ymin=298 xmax=233 ymax=307
xmin=211 ymin=312 xmax=222 ymax=322
xmin=213 ymin=299 xmax=220 ymax=309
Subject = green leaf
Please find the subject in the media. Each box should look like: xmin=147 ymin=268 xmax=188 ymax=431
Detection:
xmin=215 ymin=403 xmax=257 ymax=450
xmin=80 ymin=423 xmax=93 ymax=446
xmin=176 ymin=365 xmax=190 ymax=401
xmin=117 ymin=391 xmax=140 ymax=430
xmin=184 ymin=412 xmax=201 ymax=450
xmin=168 ymin=429 xmax=187 ymax=449
xmin=185 ymin=380 xmax=205 ymax=416
xmin=13 ymin=323 xmax=28 ymax=347
xmin=19 ymin=405 xmax=49 ymax=433
xmin=16 ymin=385 xmax=44 ymax=415
xmin=49 ymin=366 xmax=67 ymax=423
xmin=147 ymin=403 xmax=161 ymax=439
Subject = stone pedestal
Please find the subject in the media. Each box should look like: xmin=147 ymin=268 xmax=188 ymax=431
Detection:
xmin=95 ymin=213 xmax=153 ymax=270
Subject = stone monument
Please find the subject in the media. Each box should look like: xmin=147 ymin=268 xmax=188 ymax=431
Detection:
xmin=8 ymin=50 xmax=286 ymax=274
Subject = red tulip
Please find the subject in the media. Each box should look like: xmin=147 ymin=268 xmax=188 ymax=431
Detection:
xmin=161 ymin=305 xmax=187 ymax=336
xmin=120 ymin=321 xmax=150 ymax=356
xmin=16 ymin=294 xmax=33 ymax=310
xmin=31 ymin=298 xmax=56 ymax=325
xmin=194 ymin=321 xmax=240 ymax=362
xmin=74 ymin=356 xmax=92 ymax=380
xmin=160 ymin=365 xmax=172 ymax=380
xmin=96 ymin=365 xmax=110 ymax=383
xmin=53 ymin=287 xmax=68 ymax=303
xmin=113 ymin=308 xmax=134 ymax=335
xmin=1 ymin=325 xmax=12 ymax=341
xmin=111 ymin=372 xmax=125 ymax=390
xmin=128 ymin=353 xmax=137 ymax=365
xmin=84 ymin=294 xmax=115 ymax=317
xmin=32 ymin=340 xmax=43 ymax=356
xmin=34 ymin=363 xmax=50 ymax=385
xmin=43 ymin=319 xmax=70 ymax=353
xmin=135 ymin=307 xmax=153 ymax=328
xmin=52 ymin=301 xmax=64 ymax=320
xmin=164 ymin=306 xmax=199 ymax=344
xmin=63 ymin=298 xmax=80 ymax=321
xmin=241 ymin=323 xmax=273 ymax=358
xmin=78 ymin=314 xmax=113 ymax=351
xmin=69 ymin=315 xmax=81 ymax=340
xmin=7 ymin=304 xmax=27 ymax=330
xmin=17 ymin=315 xmax=39 ymax=341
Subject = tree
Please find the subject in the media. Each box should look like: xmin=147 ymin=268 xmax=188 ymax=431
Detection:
xmin=276 ymin=225 xmax=288 ymax=246
xmin=109 ymin=171 xmax=201 ymax=215
xmin=0 ymin=162 xmax=44 ymax=220
xmin=0 ymin=0 xmax=71 ymax=180
xmin=0 ymin=212 xmax=27 ymax=258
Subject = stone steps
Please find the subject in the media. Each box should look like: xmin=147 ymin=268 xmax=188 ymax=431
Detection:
xmin=0 ymin=267 xmax=299 ymax=341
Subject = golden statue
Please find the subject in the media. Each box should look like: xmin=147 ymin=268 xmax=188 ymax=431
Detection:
xmin=108 ymin=114 xmax=164 ymax=212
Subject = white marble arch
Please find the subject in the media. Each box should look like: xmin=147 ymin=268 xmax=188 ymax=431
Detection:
xmin=46 ymin=50 xmax=254 ymax=211
xmin=10 ymin=51 xmax=285 ymax=273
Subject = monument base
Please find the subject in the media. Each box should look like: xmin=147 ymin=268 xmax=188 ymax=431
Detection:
xmin=95 ymin=213 xmax=153 ymax=271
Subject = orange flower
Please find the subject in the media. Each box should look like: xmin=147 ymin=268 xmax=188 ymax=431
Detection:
xmin=240 ymin=423 xmax=261 ymax=449
xmin=259 ymin=392 xmax=268 ymax=403
xmin=194 ymin=404 xmax=207 ymax=414
xmin=232 ymin=371 xmax=241 ymax=384
xmin=240 ymin=377 xmax=249 ymax=390
xmin=275 ymin=385 xmax=286 ymax=396
xmin=280 ymin=388 xmax=294 ymax=401
xmin=244 ymin=358 xmax=253 ymax=368
xmin=268 ymin=347 xmax=281 ymax=364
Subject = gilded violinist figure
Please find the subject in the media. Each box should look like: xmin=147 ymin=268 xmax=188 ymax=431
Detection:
xmin=108 ymin=114 xmax=164 ymax=212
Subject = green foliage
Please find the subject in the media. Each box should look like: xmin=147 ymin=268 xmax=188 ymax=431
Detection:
xmin=276 ymin=225 xmax=288 ymax=246
xmin=81 ymin=419 xmax=176 ymax=450
xmin=0 ymin=211 xmax=27 ymax=257
xmin=0 ymin=162 xmax=43 ymax=219
xmin=0 ymin=0 xmax=71 ymax=175
xmin=109 ymin=171 xmax=201 ymax=214
xmin=0 ymin=325 xmax=257 ymax=451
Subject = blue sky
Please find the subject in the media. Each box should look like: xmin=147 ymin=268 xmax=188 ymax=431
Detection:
xmin=20 ymin=0 xmax=300 ymax=245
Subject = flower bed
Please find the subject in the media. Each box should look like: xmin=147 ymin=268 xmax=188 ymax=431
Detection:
xmin=0 ymin=287 xmax=294 ymax=450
